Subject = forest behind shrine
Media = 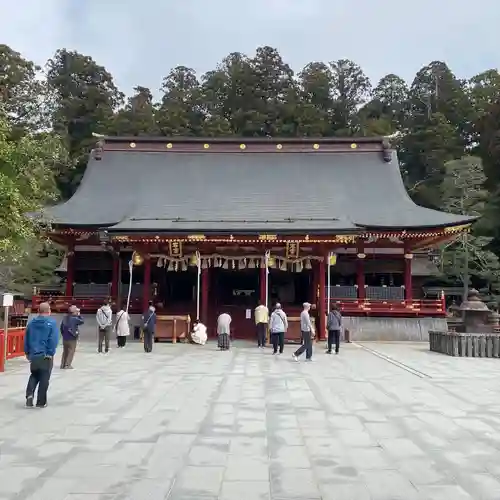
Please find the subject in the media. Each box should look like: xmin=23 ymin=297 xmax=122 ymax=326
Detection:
xmin=1 ymin=43 xmax=500 ymax=299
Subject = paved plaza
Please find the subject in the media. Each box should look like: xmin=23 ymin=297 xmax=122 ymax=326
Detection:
xmin=1 ymin=340 xmax=500 ymax=499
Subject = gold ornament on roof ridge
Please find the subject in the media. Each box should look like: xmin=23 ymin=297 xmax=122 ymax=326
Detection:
xmin=203 ymin=143 xmax=210 ymax=149
xmin=350 ymin=143 xmax=357 ymax=149
xmin=240 ymin=144 xmax=246 ymax=150
xmin=313 ymin=143 xmax=319 ymax=150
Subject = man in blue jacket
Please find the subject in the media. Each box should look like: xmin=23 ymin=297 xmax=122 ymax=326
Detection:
xmin=24 ymin=302 xmax=59 ymax=408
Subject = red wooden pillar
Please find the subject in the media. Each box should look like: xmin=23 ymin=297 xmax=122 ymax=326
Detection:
xmin=110 ymin=252 xmax=119 ymax=301
xmin=311 ymin=262 xmax=319 ymax=304
xmin=142 ymin=256 xmax=151 ymax=312
xmin=356 ymin=239 xmax=366 ymax=300
xmin=260 ymin=263 xmax=267 ymax=305
xmin=65 ymin=245 xmax=75 ymax=297
xmin=201 ymin=268 xmax=209 ymax=323
xmin=404 ymin=244 xmax=413 ymax=301
xmin=318 ymin=256 xmax=326 ymax=340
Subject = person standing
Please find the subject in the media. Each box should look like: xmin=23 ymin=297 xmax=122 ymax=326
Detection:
xmin=142 ymin=301 xmax=157 ymax=353
xmin=24 ymin=302 xmax=59 ymax=408
xmin=217 ymin=312 xmax=231 ymax=350
xmin=254 ymin=302 xmax=269 ymax=348
xmin=115 ymin=305 xmax=130 ymax=348
xmin=60 ymin=305 xmax=84 ymax=369
xmin=292 ymin=302 xmax=314 ymax=362
xmin=269 ymin=303 xmax=288 ymax=355
xmin=326 ymin=304 xmax=342 ymax=354
xmin=96 ymin=299 xmax=113 ymax=354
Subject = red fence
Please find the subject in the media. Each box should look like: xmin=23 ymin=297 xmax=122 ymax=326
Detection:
xmin=328 ymin=297 xmax=446 ymax=317
xmin=0 ymin=328 xmax=26 ymax=372
xmin=32 ymin=295 xmax=142 ymax=314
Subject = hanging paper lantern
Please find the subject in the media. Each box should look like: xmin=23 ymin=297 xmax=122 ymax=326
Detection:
xmin=181 ymin=261 xmax=187 ymax=271
xmin=231 ymin=259 xmax=236 ymax=269
xmin=280 ymin=261 xmax=287 ymax=271
xmin=214 ymin=258 xmax=220 ymax=267
xmin=239 ymin=258 xmax=247 ymax=270
xmin=167 ymin=261 xmax=174 ymax=271
xmin=202 ymin=259 xmax=208 ymax=269
xmin=132 ymin=251 xmax=144 ymax=266
xmin=296 ymin=262 xmax=303 ymax=273
xmin=157 ymin=256 xmax=164 ymax=268
xmin=248 ymin=259 xmax=256 ymax=269
xmin=222 ymin=260 xmax=229 ymax=269
xmin=268 ymin=256 xmax=275 ymax=268
xmin=174 ymin=261 xmax=179 ymax=271
xmin=304 ymin=259 xmax=312 ymax=270
xmin=189 ymin=254 xmax=198 ymax=266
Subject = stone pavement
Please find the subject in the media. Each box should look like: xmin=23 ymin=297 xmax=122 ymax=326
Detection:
xmin=1 ymin=340 xmax=500 ymax=499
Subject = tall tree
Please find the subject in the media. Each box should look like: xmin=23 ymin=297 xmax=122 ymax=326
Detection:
xmin=0 ymin=44 xmax=46 ymax=135
xmin=0 ymin=113 xmax=67 ymax=287
xmin=400 ymin=112 xmax=462 ymax=207
xmin=249 ymin=46 xmax=298 ymax=136
xmin=439 ymin=157 xmax=500 ymax=298
xmin=46 ymin=49 xmax=123 ymax=197
xmin=156 ymin=66 xmax=204 ymax=136
xmin=329 ymin=59 xmax=371 ymax=135
xmin=296 ymin=62 xmax=333 ymax=136
xmin=359 ymin=74 xmax=409 ymax=136
xmin=110 ymin=86 xmax=159 ymax=136
xmin=201 ymin=52 xmax=256 ymax=136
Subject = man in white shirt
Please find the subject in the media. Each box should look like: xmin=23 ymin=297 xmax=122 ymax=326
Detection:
xmin=254 ymin=302 xmax=269 ymax=348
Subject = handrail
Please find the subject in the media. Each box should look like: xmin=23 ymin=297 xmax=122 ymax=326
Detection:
xmin=0 ymin=327 xmax=26 ymax=372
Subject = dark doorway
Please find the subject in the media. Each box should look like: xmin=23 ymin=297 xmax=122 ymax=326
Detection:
xmin=212 ymin=269 xmax=259 ymax=308
xmin=269 ymin=270 xmax=311 ymax=307
xmin=152 ymin=267 xmax=197 ymax=310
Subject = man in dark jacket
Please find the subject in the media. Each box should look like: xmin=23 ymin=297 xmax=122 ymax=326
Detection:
xmin=24 ymin=302 xmax=59 ymax=408
xmin=326 ymin=304 xmax=342 ymax=354
xmin=142 ymin=301 xmax=157 ymax=353
xmin=60 ymin=305 xmax=84 ymax=369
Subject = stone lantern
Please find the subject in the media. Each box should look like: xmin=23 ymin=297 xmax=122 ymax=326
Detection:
xmin=459 ymin=289 xmax=491 ymax=333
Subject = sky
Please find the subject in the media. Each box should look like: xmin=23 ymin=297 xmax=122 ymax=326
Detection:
xmin=2 ymin=0 xmax=499 ymax=97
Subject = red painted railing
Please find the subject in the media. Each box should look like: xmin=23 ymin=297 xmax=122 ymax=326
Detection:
xmin=328 ymin=297 xmax=446 ymax=317
xmin=32 ymin=295 xmax=142 ymax=314
xmin=0 ymin=327 xmax=26 ymax=372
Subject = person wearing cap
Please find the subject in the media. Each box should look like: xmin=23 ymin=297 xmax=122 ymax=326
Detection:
xmin=269 ymin=303 xmax=288 ymax=355
xmin=254 ymin=302 xmax=269 ymax=348
xmin=293 ymin=302 xmax=314 ymax=362
xmin=60 ymin=305 xmax=84 ymax=369
xmin=24 ymin=302 xmax=59 ymax=408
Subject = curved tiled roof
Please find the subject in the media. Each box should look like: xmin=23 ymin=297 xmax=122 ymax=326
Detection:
xmin=45 ymin=145 xmax=476 ymax=233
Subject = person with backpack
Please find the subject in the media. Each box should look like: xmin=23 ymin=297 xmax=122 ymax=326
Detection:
xmin=60 ymin=305 xmax=84 ymax=369
xmin=114 ymin=305 xmax=130 ymax=348
xmin=96 ymin=299 xmax=113 ymax=354
xmin=269 ymin=303 xmax=288 ymax=355
xmin=24 ymin=302 xmax=59 ymax=408
xmin=142 ymin=300 xmax=157 ymax=353
xmin=326 ymin=304 xmax=342 ymax=354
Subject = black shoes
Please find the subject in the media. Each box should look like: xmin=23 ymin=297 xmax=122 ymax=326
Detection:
xmin=26 ymin=396 xmax=34 ymax=408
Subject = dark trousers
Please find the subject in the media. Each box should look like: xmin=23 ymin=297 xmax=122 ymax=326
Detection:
xmin=98 ymin=326 xmax=111 ymax=352
xmin=294 ymin=331 xmax=313 ymax=359
xmin=61 ymin=339 xmax=77 ymax=368
xmin=117 ymin=336 xmax=127 ymax=347
xmin=144 ymin=329 xmax=154 ymax=352
xmin=256 ymin=322 xmax=267 ymax=346
xmin=328 ymin=330 xmax=340 ymax=353
xmin=26 ymin=356 xmax=53 ymax=406
xmin=271 ymin=331 xmax=285 ymax=353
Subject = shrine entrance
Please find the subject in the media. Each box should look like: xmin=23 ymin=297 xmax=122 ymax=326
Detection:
xmin=209 ymin=268 xmax=260 ymax=339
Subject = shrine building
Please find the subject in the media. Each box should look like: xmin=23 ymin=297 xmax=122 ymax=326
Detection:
xmin=33 ymin=136 xmax=475 ymax=341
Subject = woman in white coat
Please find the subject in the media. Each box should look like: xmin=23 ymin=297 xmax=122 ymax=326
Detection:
xmin=115 ymin=307 xmax=130 ymax=348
